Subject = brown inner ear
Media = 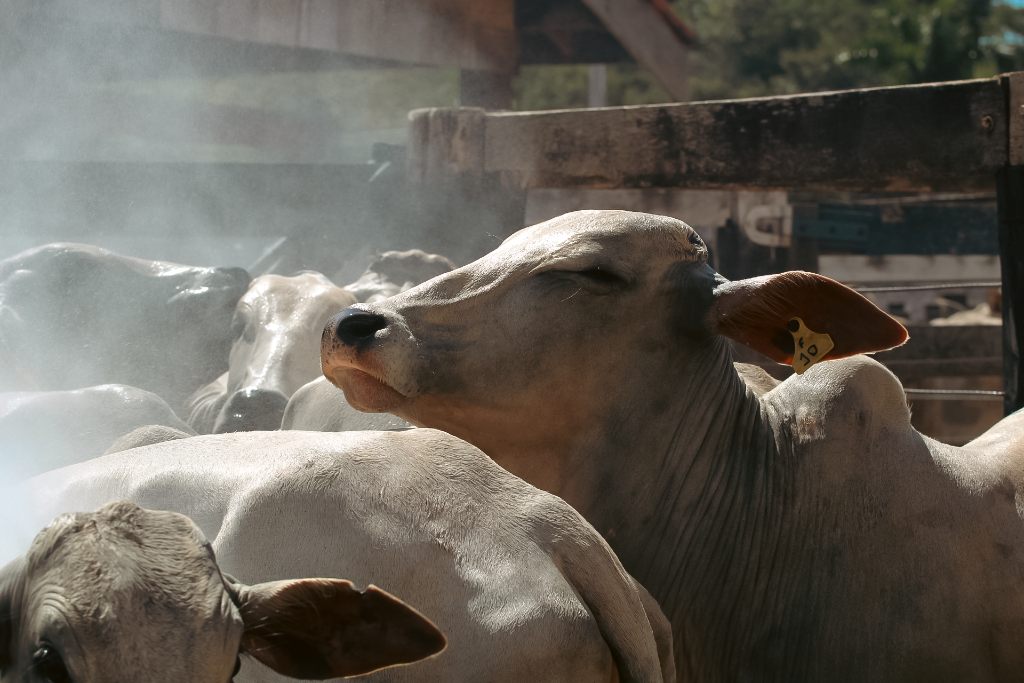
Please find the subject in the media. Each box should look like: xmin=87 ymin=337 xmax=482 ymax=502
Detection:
xmin=710 ymin=271 xmax=908 ymax=364
xmin=239 ymin=579 xmax=446 ymax=680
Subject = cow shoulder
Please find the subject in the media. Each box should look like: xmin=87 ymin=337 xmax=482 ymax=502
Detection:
xmin=765 ymin=355 xmax=913 ymax=467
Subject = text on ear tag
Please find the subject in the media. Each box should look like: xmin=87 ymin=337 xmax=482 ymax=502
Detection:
xmin=787 ymin=317 xmax=834 ymax=375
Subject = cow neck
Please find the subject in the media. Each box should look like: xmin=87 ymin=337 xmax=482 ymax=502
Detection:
xmin=580 ymin=337 xmax=804 ymax=681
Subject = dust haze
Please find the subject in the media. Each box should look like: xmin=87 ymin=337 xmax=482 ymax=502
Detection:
xmin=0 ymin=0 xmax=522 ymax=563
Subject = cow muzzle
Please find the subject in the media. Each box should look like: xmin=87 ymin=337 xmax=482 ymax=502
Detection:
xmin=213 ymin=388 xmax=290 ymax=433
xmin=320 ymin=305 xmax=418 ymax=412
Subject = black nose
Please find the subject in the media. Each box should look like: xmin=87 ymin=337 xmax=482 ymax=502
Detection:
xmin=213 ymin=388 xmax=289 ymax=433
xmin=331 ymin=308 xmax=389 ymax=346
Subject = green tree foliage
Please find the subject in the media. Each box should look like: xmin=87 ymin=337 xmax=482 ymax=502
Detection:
xmin=512 ymin=0 xmax=1024 ymax=109
xmin=512 ymin=64 xmax=670 ymax=110
xmin=679 ymin=0 xmax=1024 ymax=99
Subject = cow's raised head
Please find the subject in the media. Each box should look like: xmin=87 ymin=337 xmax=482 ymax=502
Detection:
xmin=321 ymin=211 xmax=905 ymax=487
xmin=0 ymin=501 xmax=445 ymax=683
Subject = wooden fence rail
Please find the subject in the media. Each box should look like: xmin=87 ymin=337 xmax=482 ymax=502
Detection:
xmin=408 ymin=73 xmax=1024 ymax=414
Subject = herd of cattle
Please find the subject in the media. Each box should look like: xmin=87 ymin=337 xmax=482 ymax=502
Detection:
xmin=3 ymin=210 xmax=1024 ymax=682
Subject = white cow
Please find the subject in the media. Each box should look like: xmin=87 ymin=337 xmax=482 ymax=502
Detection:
xmin=321 ymin=210 xmax=1024 ymax=682
xmin=344 ymin=250 xmax=456 ymax=304
xmin=281 ymin=377 xmax=412 ymax=432
xmin=24 ymin=429 xmax=673 ymax=683
xmin=187 ymin=273 xmax=358 ymax=433
xmin=0 ymin=500 xmax=446 ymax=682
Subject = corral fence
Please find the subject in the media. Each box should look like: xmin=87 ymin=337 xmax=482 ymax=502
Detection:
xmin=407 ymin=74 xmax=1024 ymax=418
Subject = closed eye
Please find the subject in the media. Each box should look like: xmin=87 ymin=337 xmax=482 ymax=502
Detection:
xmin=573 ymin=268 xmax=626 ymax=286
xmin=544 ymin=267 xmax=630 ymax=294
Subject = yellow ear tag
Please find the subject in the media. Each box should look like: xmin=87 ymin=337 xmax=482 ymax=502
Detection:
xmin=788 ymin=317 xmax=834 ymax=375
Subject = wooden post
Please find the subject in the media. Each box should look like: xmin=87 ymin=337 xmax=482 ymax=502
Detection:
xmin=406 ymin=107 xmax=527 ymax=261
xmin=1000 ymin=73 xmax=1024 ymax=415
xmin=997 ymin=167 xmax=1024 ymax=415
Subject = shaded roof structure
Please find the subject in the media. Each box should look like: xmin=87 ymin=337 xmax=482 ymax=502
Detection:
xmin=6 ymin=0 xmax=695 ymax=104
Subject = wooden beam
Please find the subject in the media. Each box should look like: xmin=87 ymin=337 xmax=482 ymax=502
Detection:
xmin=18 ymin=0 xmax=517 ymax=73
xmin=580 ymin=0 xmax=689 ymax=101
xmin=468 ymin=77 xmax=1006 ymax=192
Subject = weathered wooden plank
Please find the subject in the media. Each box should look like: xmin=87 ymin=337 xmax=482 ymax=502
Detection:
xmin=409 ymin=108 xmax=487 ymax=183
xmin=1008 ymin=73 xmax=1024 ymax=166
xmin=480 ymin=78 xmax=1006 ymax=191
xmin=581 ymin=0 xmax=689 ymax=101
xmin=36 ymin=0 xmax=516 ymax=72
xmin=333 ymin=0 xmax=515 ymax=72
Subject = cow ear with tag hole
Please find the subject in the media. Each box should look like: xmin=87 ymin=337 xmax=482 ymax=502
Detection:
xmin=708 ymin=271 xmax=908 ymax=365
xmin=234 ymin=578 xmax=446 ymax=680
xmin=0 ymin=556 xmax=26 ymax=673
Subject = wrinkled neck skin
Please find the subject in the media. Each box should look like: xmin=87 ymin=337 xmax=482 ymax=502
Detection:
xmin=580 ymin=339 xmax=791 ymax=683
xmin=457 ymin=334 xmax=791 ymax=683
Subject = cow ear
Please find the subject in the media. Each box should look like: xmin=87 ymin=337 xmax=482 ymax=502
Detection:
xmin=236 ymin=578 xmax=446 ymax=680
xmin=708 ymin=271 xmax=908 ymax=365
xmin=0 ymin=556 xmax=26 ymax=672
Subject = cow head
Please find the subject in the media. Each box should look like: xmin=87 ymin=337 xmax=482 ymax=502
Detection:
xmin=0 ymin=244 xmax=250 ymax=411
xmin=344 ymin=249 xmax=456 ymax=304
xmin=0 ymin=501 xmax=445 ymax=682
xmin=320 ymin=211 xmax=905 ymax=491
xmin=203 ymin=273 xmax=356 ymax=433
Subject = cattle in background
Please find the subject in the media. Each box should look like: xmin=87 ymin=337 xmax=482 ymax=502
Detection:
xmin=0 ymin=501 xmax=445 ymax=682
xmin=0 ymin=385 xmax=195 ymax=478
xmin=0 ymin=244 xmax=249 ymax=414
xmin=282 ymin=377 xmax=412 ymax=431
xmin=192 ymin=255 xmax=456 ymax=435
xmin=344 ymin=249 xmax=456 ymax=303
xmin=322 ymin=210 xmax=1024 ymax=682
xmin=26 ymin=429 xmax=673 ymax=683
xmin=187 ymin=273 xmax=356 ymax=433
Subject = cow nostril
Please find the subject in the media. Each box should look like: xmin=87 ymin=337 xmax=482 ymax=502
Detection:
xmin=335 ymin=309 xmax=389 ymax=345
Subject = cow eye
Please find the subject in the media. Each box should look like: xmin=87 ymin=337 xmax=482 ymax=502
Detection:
xmin=573 ymin=268 xmax=626 ymax=286
xmin=547 ymin=267 xmax=628 ymax=295
xmin=33 ymin=645 xmax=72 ymax=683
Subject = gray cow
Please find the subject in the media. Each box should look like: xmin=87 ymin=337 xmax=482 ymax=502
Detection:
xmin=0 ymin=244 xmax=249 ymax=414
xmin=25 ymin=429 xmax=673 ymax=683
xmin=343 ymin=250 xmax=456 ymax=303
xmin=321 ymin=209 xmax=1024 ymax=683
xmin=0 ymin=500 xmax=445 ymax=682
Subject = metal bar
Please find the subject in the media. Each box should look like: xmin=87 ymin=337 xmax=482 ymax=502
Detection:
xmin=852 ymin=192 xmax=996 ymax=205
xmin=904 ymin=389 xmax=1004 ymax=401
xmin=853 ymin=282 xmax=1001 ymax=293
